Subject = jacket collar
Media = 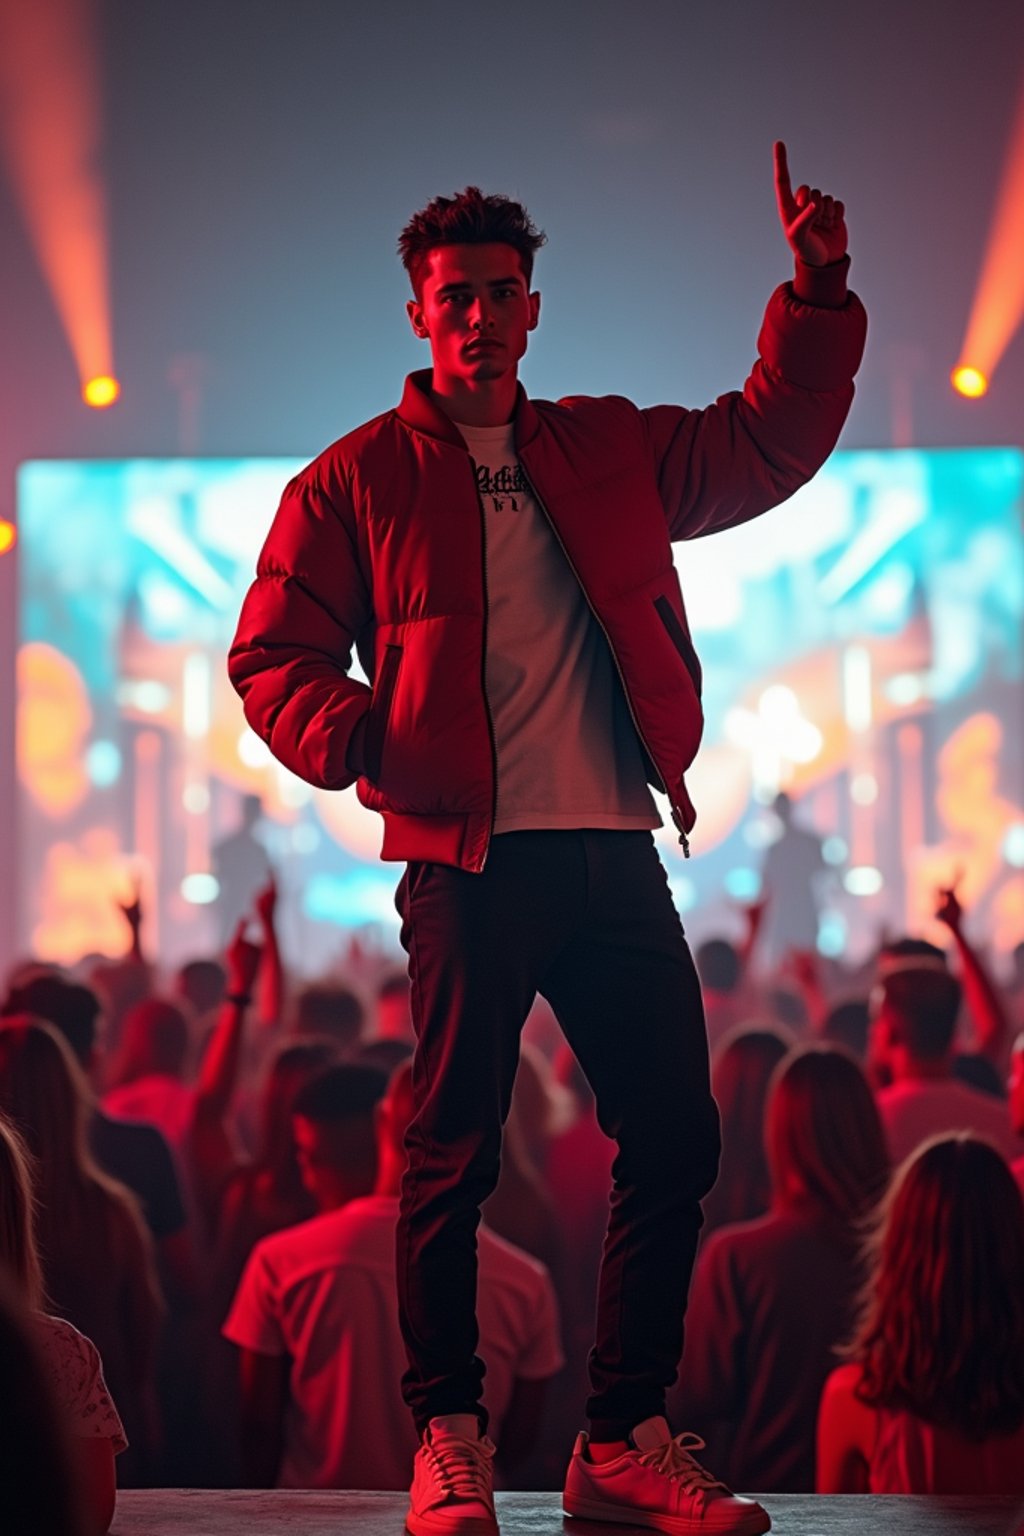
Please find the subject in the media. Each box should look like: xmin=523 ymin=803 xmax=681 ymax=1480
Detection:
xmin=397 ymin=369 xmax=541 ymax=451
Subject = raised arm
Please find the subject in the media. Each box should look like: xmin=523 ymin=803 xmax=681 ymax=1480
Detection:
xmin=644 ymin=140 xmax=867 ymax=542
xmin=935 ymin=882 xmax=1012 ymax=1065
xmin=254 ymin=872 xmax=284 ymax=1029
xmin=189 ymin=921 xmax=262 ymax=1228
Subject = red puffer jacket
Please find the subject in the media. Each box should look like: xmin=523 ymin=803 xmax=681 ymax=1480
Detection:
xmin=229 ymin=262 xmax=866 ymax=873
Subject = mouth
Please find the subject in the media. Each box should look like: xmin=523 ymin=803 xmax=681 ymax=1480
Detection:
xmin=465 ymin=341 xmax=503 ymax=354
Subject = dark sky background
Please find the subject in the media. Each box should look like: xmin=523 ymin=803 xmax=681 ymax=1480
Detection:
xmin=2 ymin=0 xmax=1024 ymax=488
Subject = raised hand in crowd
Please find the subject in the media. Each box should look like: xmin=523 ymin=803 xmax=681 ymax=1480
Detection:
xmin=116 ymin=874 xmax=146 ymax=965
xmin=189 ymin=920 xmax=265 ymax=1231
xmin=782 ymin=947 xmax=829 ymax=1035
xmin=934 ymin=875 xmax=1011 ymax=1066
xmin=253 ymin=873 xmax=283 ymax=1028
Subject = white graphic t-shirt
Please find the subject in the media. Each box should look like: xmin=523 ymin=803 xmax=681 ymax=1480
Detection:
xmin=455 ymin=418 xmax=659 ymax=835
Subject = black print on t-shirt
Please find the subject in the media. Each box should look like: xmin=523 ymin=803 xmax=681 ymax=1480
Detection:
xmin=476 ymin=461 xmax=527 ymax=512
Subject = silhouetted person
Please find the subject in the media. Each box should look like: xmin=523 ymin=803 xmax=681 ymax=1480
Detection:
xmin=212 ymin=794 xmax=270 ymax=947
xmin=759 ymin=793 xmax=825 ymax=968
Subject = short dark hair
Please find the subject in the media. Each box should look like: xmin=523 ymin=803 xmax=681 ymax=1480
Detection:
xmin=695 ymin=938 xmax=741 ymax=993
xmin=398 ymin=186 xmax=546 ymax=301
xmin=292 ymin=1063 xmax=388 ymax=1125
xmin=822 ymin=998 xmax=870 ymax=1058
xmin=0 ymin=977 xmax=100 ymax=1066
xmin=176 ymin=959 xmax=227 ymax=1014
xmin=294 ymin=984 xmax=365 ymax=1050
xmin=881 ymin=968 xmax=962 ymax=1060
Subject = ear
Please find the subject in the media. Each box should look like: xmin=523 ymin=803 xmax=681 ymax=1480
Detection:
xmin=527 ymin=290 xmax=541 ymax=331
xmin=406 ymin=298 xmax=430 ymax=340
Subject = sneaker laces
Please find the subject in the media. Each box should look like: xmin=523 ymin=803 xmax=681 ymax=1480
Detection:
xmin=635 ymin=1431 xmax=730 ymax=1498
xmin=425 ymin=1431 xmax=495 ymax=1500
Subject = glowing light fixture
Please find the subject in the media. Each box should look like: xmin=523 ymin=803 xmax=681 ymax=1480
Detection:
xmin=181 ymin=873 xmax=220 ymax=905
xmin=843 ymin=866 xmax=884 ymax=897
xmin=953 ymin=85 xmax=1024 ymax=394
xmin=83 ymin=374 xmax=120 ymax=409
xmin=0 ymin=0 xmax=116 ymax=400
xmin=951 ymin=365 xmax=989 ymax=399
xmin=0 ymin=520 xmax=16 ymax=555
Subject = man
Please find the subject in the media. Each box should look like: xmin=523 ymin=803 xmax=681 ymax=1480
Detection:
xmin=870 ymin=964 xmax=1020 ymax=1166
xmin=229 ymin=142 xmax=866 ymax=1535
xmin=223 ymin=1061 xmax=562 ymax=1489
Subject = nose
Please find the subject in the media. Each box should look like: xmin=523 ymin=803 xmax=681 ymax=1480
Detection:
xmin=468 ymin=298 xmax=495 ymax=331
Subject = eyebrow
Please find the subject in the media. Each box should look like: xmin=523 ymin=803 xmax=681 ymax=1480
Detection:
xmin=435 ymin=276 xmax=522 ymax=296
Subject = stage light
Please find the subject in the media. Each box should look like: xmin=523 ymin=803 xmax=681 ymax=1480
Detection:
xmin=0 ymin=520 xmax=16 ymax=555
xmin=951 ymin=365 xmax=988 ymax=399
xmin=954 ymin=84 xmax=1024 ymax=394
xmin=0 ymin=1 xmax=115 ymax=402
xmin=83 ymin=375 xmax=120 ymax=409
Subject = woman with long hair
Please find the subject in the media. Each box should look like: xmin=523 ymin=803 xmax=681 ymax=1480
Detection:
xmin=700 ymin=1025 xmax=792 ymax=1239
xmin=0 ymin=1018 xmax=163 ymax=1485
xmin=0 ymin=1110 xmax=127 ymax=1532
xmin=669 ymin=1043 xmax=890 ymax=1491
xmin=818 ymin=1133 xmax=1024 ymax=1492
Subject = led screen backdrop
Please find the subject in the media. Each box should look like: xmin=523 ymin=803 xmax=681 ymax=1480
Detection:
xmin=16 ymin=449 xmax=1024 ymax=976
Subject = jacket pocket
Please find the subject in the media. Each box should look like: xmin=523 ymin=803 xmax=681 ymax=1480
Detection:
xmin=653 ymin=595 xmax=702 ymax=698
xmin=364 ymin=643 xmax=403 ymax=783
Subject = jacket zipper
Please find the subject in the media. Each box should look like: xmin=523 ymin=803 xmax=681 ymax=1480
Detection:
xmin=518 ymin=464 xmax=691 ymax=858
xmin=469 ymin=459 xmax=500 ymax=871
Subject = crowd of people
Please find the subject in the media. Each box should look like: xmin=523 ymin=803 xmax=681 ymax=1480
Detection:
xmin=1 ymin=872 xmax=1023 ymax=1531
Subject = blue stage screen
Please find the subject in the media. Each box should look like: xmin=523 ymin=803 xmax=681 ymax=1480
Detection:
xmin=15 ymin=448 xmax=1024 ymax=975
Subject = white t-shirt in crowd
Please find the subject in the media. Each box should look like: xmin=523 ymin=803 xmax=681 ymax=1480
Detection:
xmin=32 ymin=1313 xmax=128 ymax=1453
xmin=455 ymin=418 xmax=660 ymax=836
xmin=876 ymin=1077 xmax=1020 ymax=1167
xmin=222 ymin=1193 xmax=563 ymax=1489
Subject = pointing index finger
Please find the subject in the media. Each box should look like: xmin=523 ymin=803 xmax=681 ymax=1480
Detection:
xmin=773 ymin=139 xmax=796 ymax=219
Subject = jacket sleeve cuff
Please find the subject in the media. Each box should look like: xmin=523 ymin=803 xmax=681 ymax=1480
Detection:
xmin=792 ymin=254 xmax=850 ymax=309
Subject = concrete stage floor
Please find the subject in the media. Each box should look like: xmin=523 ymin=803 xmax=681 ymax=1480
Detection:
xmin=110 ymin=1490 xmax=1024 ymax=1535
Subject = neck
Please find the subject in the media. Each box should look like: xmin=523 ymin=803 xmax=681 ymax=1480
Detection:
xmin=429 ymin=369 xmax=518 ymax=428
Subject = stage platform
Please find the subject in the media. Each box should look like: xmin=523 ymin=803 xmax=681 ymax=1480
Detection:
xmin=110 ymin=1490 xmax=1024 ymax=1535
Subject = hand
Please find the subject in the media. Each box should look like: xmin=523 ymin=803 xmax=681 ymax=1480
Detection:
xmin=934 ymin=873 xmax=964 ymax=935
xmin=117 ymin=875 xmax=143 ymax=935
xmin=741 ymin=892 xmax=770 ymax=937
xmin=225 ymin=918 xmax=263 ymax=997
xmin=783 ymin=947 xmax=819 ymax=990
xmin=254 ymin=872 xmax=278 ymax=933
xmin=774 ymin=140 xmax=848 ymax=267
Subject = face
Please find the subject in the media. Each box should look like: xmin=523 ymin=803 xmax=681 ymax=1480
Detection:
xmin=407 ymin=242 xmax=540 ymax=386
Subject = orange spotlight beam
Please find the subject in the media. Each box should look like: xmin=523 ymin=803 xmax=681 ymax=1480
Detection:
xmin=0 ymin=0 xmax=113 ymax=392
xmin=954 ymin=83 xmax=1024 ymax=390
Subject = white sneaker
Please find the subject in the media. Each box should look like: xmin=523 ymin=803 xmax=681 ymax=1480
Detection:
xmin=406 ymin=1413 xmax=499 ymax=1536
xmin=563 ymin=1415 xmax=771 ymax=1535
